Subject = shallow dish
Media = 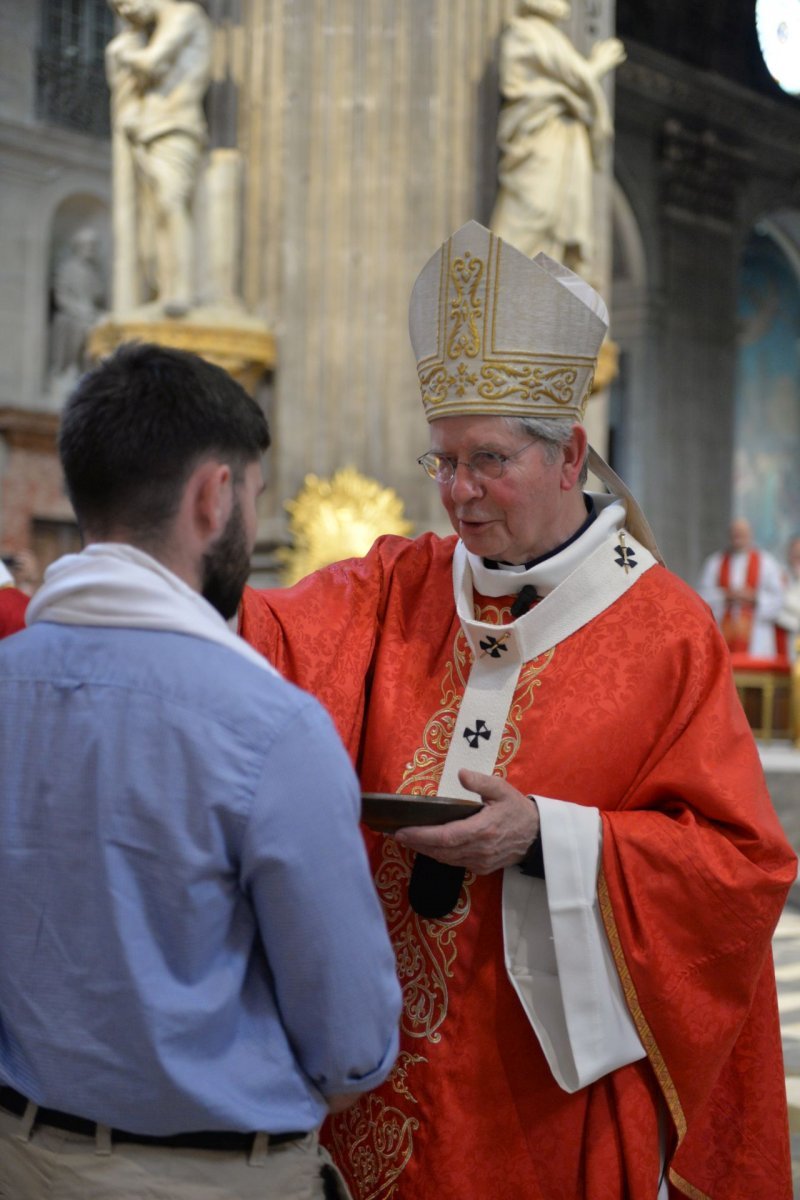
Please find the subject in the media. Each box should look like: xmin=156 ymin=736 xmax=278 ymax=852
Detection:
xmin=361 ymin=792 xmax=483 ymax=833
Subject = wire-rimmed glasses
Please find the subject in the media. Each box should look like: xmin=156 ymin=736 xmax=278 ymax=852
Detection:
xmin=416 ymin=441 xmax=538 ymax=484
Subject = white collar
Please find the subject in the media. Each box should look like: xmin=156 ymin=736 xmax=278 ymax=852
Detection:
xmin=27 ymin=542 xmax=278 ymax=676
xmin=467 ymin=493 xmax=625 ymax=598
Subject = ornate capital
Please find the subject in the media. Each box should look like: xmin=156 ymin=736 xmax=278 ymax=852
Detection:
xmin=87 ymin=315 xmax=276 ymax=395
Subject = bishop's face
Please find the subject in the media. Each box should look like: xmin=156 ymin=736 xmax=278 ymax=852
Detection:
xmin=428 ymin=414 xmax=587 ymax=565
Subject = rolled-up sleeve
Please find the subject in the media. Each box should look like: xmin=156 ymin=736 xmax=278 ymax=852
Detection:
xmin=240 ymin=695 xmax=401 ymax=1097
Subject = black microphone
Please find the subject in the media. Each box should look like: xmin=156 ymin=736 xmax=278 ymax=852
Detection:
xmin=510 ymin=584 xmax=538 ymax=619
xmin=408 ymin=855 xmax=466 ymax=919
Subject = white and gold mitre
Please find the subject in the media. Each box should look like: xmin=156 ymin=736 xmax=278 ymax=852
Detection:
xmin=408 ymin=220 xmax=609 ymax=424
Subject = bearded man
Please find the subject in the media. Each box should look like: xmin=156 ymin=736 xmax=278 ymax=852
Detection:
xmin=0 ymin=343 xmax=401 ymax=1200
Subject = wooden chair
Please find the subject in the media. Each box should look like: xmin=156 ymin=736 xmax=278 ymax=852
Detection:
xmin=730 ymin=653 xmax=793 ymax=744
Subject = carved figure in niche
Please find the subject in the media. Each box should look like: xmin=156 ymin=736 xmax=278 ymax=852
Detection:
xmin=490 ymin=0 xmax=625 ymax=282
xmin=106 ymin=0 xmax=212 ymax=316
xmin=49 ymin=227 xmax=106 ymax=394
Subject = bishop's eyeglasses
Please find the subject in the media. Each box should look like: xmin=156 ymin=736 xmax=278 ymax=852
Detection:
xmin=417 ymin=441 xmax=538 ymax=484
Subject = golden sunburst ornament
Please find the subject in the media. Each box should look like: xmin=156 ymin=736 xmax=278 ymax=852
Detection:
xmin=280 ymin=466 xmax=414 ymax=585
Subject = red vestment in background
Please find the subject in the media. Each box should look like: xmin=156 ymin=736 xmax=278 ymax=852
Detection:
xmin=241 ymin=532 xmax=795 ymax=1200
xmin=718 ymin=548 xmax=760 ymax=653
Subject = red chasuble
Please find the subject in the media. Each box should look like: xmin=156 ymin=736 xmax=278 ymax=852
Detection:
xmin=240 ymin=532 xmax=796 ymax=1200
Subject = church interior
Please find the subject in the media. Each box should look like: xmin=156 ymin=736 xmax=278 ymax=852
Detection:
xmin=0 ymin=1 xmax=798 ymax=705
xmin=1 ymin=0 xmax=800 ymax=1190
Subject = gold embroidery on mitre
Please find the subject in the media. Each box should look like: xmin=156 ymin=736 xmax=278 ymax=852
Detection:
xmin=417 ymin=232 xmax=596 ymax=421
xmin=479 ymin=362 xmax=579 ymax=407
xmin=446 ymin=253 xmax=484 ymax=359
xmin=335 ymin=607 xmax=554 ymax=1199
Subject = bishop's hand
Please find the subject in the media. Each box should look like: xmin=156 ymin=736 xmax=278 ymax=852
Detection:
xmin=394 ymin=769 xmax=539 ymax=876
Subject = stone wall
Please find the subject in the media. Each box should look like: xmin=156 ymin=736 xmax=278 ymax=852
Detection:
xmin=0 ymin=0 xmax=621 ymax=565
xmin=221 ymin=0 xmax=521 ymax=541
xmin=612 ymin=40 xmax=800 ymax=582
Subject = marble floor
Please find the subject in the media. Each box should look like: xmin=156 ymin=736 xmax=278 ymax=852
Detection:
xmin=776 ymin=903 xmax=800 ymax=1198
xmin=764 ymin=741 xmax=800 ymax=1196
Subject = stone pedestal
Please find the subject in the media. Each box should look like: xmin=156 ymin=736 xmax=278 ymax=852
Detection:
xmin=87 ymin=309 xmax=276 ymax=395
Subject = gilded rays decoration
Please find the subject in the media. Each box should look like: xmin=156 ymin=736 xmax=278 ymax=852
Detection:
xmin=280 ymin=466 xmax=413 ymax=585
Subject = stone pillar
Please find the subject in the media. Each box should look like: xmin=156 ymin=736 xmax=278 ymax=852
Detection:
xmin=204 ymin=148 xmax=244 ymax=309
xmin=568 ymin=0 xmax=619 ymax=463
xmin=653 ymin=118 xmax=746 ymax=575
xmin=233 ymin=0 xmax=527 ymax=541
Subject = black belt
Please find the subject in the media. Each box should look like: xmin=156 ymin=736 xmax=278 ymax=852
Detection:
xmin=0 ymin=1086 xmax=307 ymax=1151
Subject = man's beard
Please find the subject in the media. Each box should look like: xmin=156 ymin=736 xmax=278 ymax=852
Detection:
xmin=201 ymin=499 xmax=252 ymax=620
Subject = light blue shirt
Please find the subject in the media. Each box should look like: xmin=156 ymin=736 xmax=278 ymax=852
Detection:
xmin=0 ymin=623 xmax=400 ymax=1135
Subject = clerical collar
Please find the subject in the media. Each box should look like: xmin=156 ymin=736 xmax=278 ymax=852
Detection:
xmin=483 ymin=495 xmax=597 ymax=572
xmin=466 ymin=494 xmax=625 ymax=600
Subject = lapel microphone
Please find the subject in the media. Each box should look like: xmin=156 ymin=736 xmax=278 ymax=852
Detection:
xmin=510 ymin=584 xmax=538 ymax=619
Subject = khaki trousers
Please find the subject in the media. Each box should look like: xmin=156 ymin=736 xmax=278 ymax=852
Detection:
xmin=0 ymin=1104 xmax=351 ymax=1200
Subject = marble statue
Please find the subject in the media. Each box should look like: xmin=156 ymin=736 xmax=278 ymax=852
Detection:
xmin=48 ymin=227 xmax=106 ymax=400
xmin=105 ymin=0 xmax=212 ymax=316
xmin=490 ymin=0 xmax=625 ymax=281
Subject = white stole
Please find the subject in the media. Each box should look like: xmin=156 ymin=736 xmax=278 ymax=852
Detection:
xmin=437 ymin=505 xmax=654 ymax=801
xmin=441 ymin=501 xmax=653 ymax=1093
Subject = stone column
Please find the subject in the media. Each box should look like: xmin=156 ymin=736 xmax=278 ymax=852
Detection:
xmin=204 ymin=148 xmax=244 ymax=309
xmin=567 ymin=0 xmax=619 ymax=463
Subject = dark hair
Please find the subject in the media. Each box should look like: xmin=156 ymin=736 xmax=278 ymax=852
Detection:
xmin=59 ymin=342 xmax=270 ymax=538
